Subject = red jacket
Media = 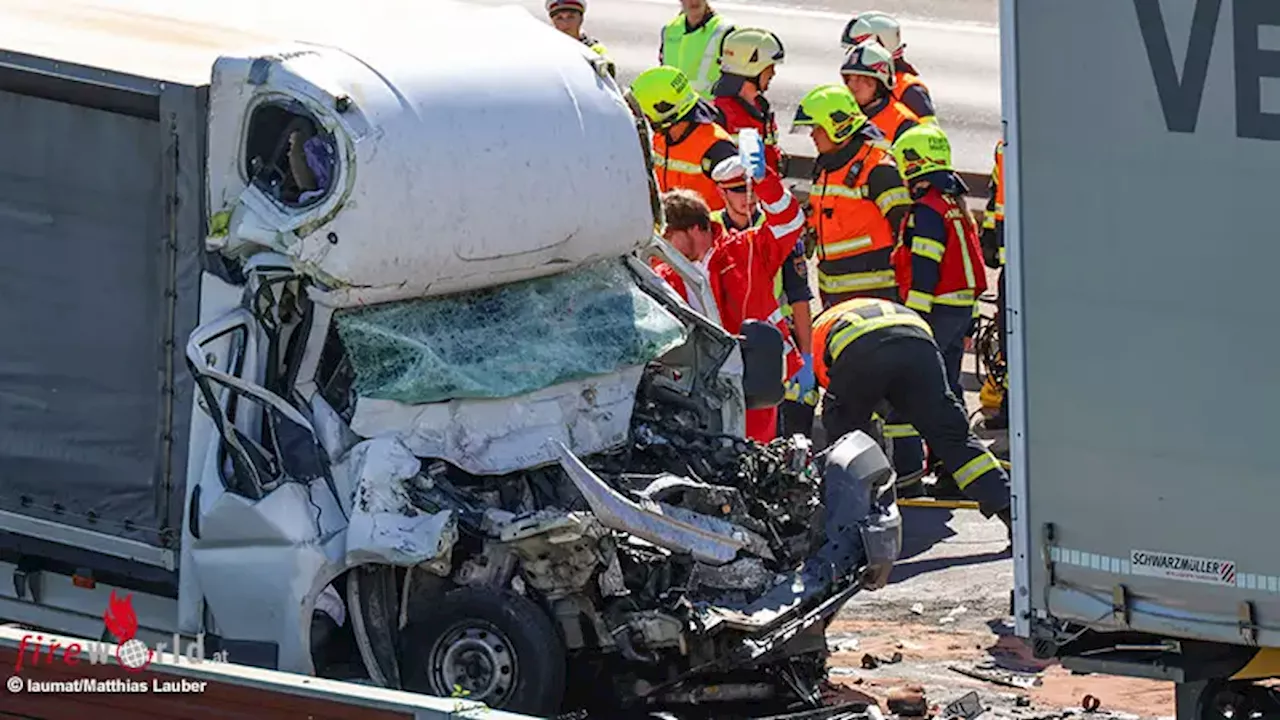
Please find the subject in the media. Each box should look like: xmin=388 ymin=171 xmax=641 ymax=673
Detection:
xmin=714 ymin=95 xmax=783 ymax=174
xmin=892 ymin=183 xmax=988 ymax=313
xmin=654 ymin=169 xmax=806 ymax=442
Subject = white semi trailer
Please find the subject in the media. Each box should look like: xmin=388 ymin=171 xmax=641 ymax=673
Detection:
xmin=1006 ymin=1 xmax=1280 ymax=718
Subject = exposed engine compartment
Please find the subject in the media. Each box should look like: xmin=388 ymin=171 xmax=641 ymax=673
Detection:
xmin=353 ymin=367 xmax=900 ymax=717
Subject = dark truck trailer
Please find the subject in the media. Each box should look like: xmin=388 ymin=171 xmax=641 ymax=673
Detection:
xmin=0 ymin=25 xmax=210 ymax=603
xmin=1004 ymin=0 xmax=1280 ymax=718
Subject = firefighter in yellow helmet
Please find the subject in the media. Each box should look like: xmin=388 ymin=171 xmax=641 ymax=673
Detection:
xmin=840 ymin=40 xmax=920 ymax=144
xmin=812 ymin=297 xmax=1012 ymax=536
xmin=840 ymin=11 xmax=936 ymax=124
xmin=792 ymin=84 xmax=910 ymax=307
xmin=631 ymin=66 xmax=738 ymax=212
xmin=546 ymin=0 xmax=616 ymax=77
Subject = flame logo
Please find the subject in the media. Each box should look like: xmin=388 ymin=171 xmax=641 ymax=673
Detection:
xmin=104 ymin=590 xmax=138 ymax=642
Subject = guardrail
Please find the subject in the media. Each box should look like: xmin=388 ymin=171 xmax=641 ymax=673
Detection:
xmin=0 ymin=624 xmax=537 ymax=720
xmin=782 ymin=154 xmax=992 ymax=202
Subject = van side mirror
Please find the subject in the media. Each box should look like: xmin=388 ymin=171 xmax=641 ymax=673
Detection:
xmin=739 ymin=320 xmax=785 ymax=410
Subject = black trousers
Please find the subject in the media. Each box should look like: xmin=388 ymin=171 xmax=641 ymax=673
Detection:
xmin=821 ymin=336 xmax=1010 ymax=516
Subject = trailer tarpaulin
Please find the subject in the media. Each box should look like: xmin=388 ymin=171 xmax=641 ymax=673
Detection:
xmin=0 ymin=86 xmax=202 ymax=551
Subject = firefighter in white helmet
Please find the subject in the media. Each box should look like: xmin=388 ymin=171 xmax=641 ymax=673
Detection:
xmin=840 ymin=39 xmax=920 ymax=144
xmin=546 ymin=0 xmax=616 ymax=77
xmin=713 ymin=28 xmax=786 ymax=174
xmin=840 ymin=11 xmax=936 ymax=124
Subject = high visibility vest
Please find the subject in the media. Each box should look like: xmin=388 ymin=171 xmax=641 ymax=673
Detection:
xmin=893 ymin=72 xmax=935 ymax=124
xmin=660 ymin=13 xmax=733 ymax=100
xmin=893 ymin=186 xmax=989 ymax=312
xmin=983 ymin=141 xmax=1006 ymax=266
xmin=808 ymin=140 xmax=900 ymax=298
xmin=869 ymin=99 xmax=921 ymax=145
xmin=712 ymin=207 xmax=796 ymax=321
xmin=651 ymin=121 xmax=734 ymax=212
xmin=812 ymin=298 xmax=933 ymax=388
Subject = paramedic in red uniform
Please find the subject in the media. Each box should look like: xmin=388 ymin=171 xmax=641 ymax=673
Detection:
xmin=652 ymin=158 xmax=807 ymax=442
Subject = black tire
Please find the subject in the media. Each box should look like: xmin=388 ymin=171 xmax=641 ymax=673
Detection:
xmin=400 ymin=587 xmax=566 ymax=716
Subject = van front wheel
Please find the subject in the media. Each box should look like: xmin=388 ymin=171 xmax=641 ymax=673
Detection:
xmin=400 ymin=587 xmax=565 ymax=715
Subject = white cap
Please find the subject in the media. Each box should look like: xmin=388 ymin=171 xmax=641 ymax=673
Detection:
xmin=711 ymin=156 xmax=747 ymax=186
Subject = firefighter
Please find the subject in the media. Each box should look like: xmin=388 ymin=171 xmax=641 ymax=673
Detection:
xmin=659 ymin=0 xmax=735 ymax=100
xmin=707 ymin=155 xmax=818 ymax=437
xmin=977 ymin=139 xmax=1008 ymax=432
xmin=889 ymin=124 xmax=989 ymax=496
xmin=546 ymin=0 xmax=616 ymax=78
xmin=651 ymin=157 xmax=808 ymax=442
xmin=631 ymin=66 xmax=739 ymax=212
xmin=840 ymin=40 xmax=921 ymax=144
xmin=792 ymin=84 xmax=910 ymax=307
xmin=713 ymin=28 xmax=786 ymax=174
xmin=840 ymin=11 xmax=936 ymax=124
xmin=812 ymin=297 xmax=1012 ymax=533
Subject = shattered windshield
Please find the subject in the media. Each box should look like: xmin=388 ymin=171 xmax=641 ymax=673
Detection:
xmin=334 ymin=259 xmax=688 ymax=405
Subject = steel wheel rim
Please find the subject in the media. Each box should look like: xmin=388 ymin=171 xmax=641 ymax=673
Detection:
xmin=427 ymin=620 xmax=518 ymax=706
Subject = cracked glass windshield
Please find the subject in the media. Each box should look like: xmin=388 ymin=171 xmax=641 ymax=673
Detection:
xmin=334 ymin=259 xmax=688 ymax=404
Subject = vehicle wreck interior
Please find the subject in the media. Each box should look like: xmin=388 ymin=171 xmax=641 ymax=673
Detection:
xmin=245 ymin=101 xmax=336 ymax=208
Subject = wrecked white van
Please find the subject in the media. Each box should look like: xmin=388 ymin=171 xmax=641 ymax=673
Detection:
xmin=0 ymin=1 xmax=901 ymax=716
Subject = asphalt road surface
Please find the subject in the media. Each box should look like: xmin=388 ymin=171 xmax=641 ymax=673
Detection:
xmin=459 ymin=0 xmax=1003 ymax=173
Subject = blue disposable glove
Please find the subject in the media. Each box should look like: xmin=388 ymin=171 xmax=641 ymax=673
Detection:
xmin=795 ymin=353 xmax=816 ymax=394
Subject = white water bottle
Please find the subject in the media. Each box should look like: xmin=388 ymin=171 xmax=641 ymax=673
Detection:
xmin=738 ymin=128 xmax=765 ymax=180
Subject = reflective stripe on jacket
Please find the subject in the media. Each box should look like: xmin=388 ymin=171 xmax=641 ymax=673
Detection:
xmin=651 ymin=121 xmax=735 ymax=212
xmin=809 ymin=139 xmax=906 ymax=298
xmin=811 ymin=298 xmax=933 ymax=388
xmin=893 ymin=184 xmax=989 ymax=314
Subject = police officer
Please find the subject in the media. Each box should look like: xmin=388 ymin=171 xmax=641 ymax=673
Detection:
xmin=713 ymin=28 xmax=787 ymax=174
xmin=812 ymin=297 xmax=1012 ymax=533
xmin=632 ymin=66 xmax=739 ymax=212
xmin=887 ymin=124 xmax=988 ymax=494
xmin=546 ymin=0 xmax=616 ymax=77
xmin=792 ymin=84 xmax=910 ymax=307
xmin=659 ymin=0 xmax=735 ymax=100
xmin=840 ymin=11 xmax=937 ymax=124
xmin=840 ymin=40 xmax=921 ymax=144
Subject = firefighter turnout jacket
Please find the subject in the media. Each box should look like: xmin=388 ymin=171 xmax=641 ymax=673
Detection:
xmin=714 ymin=94 xmax=782 ymax=174
xmin=893 ymin=172 xmax=988 ymax=316
xmin=862 ymin=93 xmax=921 ymax=145
xmin=893 ymin=60 xmax=936 ymax=125
xmin=980 ymin=140 xmax=1005 ymax=269
xmin=652 ymin=113 xmax=738 ymax=212
xmin=808 ymin=125 xmax=911 ymax=305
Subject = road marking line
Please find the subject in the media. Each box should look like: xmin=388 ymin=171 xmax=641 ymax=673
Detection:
xmin=618 ymin=0 xmax=999 ymax=35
